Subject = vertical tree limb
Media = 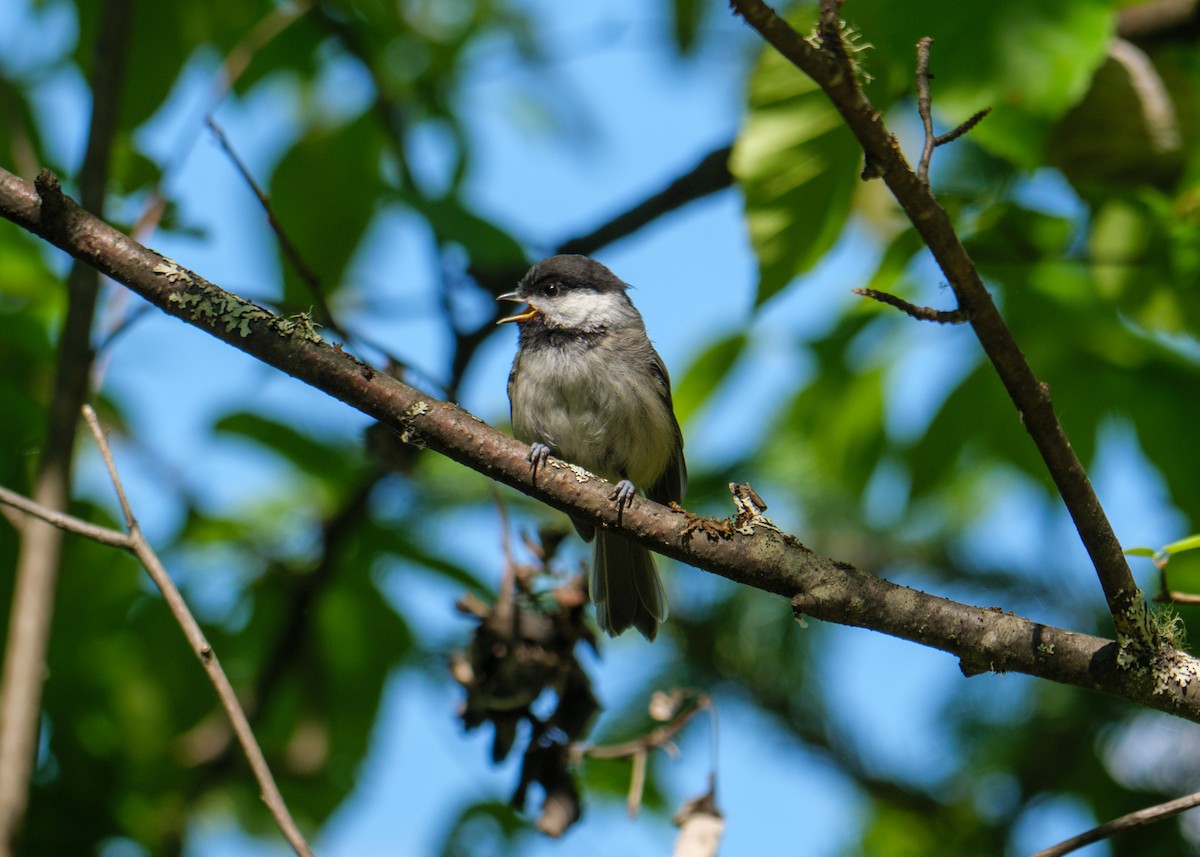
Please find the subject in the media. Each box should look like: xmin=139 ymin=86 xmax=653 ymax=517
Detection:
xmin=0 ymin=1 xmax=133 ymax=850
xmin=727 ymin=0 xmax=1149 ymax=646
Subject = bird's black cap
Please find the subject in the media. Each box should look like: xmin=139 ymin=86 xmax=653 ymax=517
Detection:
xmin=520 ymin=255 xmax=629 ymax=295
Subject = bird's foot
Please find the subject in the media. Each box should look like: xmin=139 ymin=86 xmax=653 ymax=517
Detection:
xmin=528 ymin=442 xmax=552 ymax=480
xmin=611 ymin=479 xmax=637 ymax=525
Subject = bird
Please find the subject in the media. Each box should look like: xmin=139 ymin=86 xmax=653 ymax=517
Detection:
xmin=498 ymin=255 xmax=687 ymax=640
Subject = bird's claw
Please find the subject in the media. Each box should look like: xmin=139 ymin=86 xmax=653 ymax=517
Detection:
xmin=528 ymin=442 xmax=552 ymax=480
xmin=611 ymin=479 xmax=637 ymax=516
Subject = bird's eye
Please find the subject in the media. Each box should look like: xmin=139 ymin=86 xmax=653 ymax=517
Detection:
xmin=544 ymin=282 xmax=559 ymax=297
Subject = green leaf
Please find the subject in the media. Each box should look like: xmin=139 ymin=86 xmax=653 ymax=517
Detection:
xmin=1163 ymin=534 xmax=1200 ymax=556
xmin=1123 ymin=546 xmax=1157 ymax=558
xmin=732 ymin=38 xmax=861 ymax=305
xmin=398 ymin=190 xmax=528 ymax=272
xmin=1049 ymin=51 xmax=1193 ymax=194
xmin=269 ymin=111 xmax=387 ymax=310
xmin=1158 ymin=549 xmax=1200 ymax=596
xmin=669 ymin=0 xmax=709 ymax=55
xmin=848 ymin=0 xmax=1114 ymax=168
xmin=672 ymin=331 xmax=747 ymax=425
xmin=213 ymin=411 xmax=360 ymax=486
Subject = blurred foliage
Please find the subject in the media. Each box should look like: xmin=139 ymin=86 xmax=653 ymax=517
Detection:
xmin=731 ymin=11 xmax=860 ymax=304
xmin=5 ymin=0 xmax=1200 ymax=855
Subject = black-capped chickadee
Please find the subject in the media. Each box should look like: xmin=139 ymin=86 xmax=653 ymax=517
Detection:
xmin=498 ymin=255 xmax=687 ymax=640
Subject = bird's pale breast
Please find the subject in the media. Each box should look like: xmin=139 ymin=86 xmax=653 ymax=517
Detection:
xmin=510 ymin=336 xmax=674 ymax=489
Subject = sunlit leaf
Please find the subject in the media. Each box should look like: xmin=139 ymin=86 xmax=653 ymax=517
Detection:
xmin=672 ymin=331 xmax=747 ymax=425
xmin=732 ymin=35 xmax=861 ymax=305
xmin=1163 ymin=534 xmax=1200 ymax=556
xmin=269 ymin=111 xmax=387 ymax=310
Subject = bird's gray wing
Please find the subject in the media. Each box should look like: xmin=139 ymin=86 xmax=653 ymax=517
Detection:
xmin=646 ymin=350 xmax=687 ymax=506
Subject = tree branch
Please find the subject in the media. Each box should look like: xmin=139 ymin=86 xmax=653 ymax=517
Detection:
xmin=556 ymin=144 xmax=733 ymax=257
xmin=1032 ymin=788 xmax=1200 ymax=857
xmin=915 ymin=36 xmax=935 ymax=186
xmin=0 ymin=485 xmax=132 ymax=549
xmin=853 ymin=287 xmax=967 ymax=324
xmin=727 ymin=0 xmax=1150 ymax=646
xmin=2 ymin=165 xmax=1198 ymax=723
xmin=1117 ymin=0 xmax=1200 ymax=45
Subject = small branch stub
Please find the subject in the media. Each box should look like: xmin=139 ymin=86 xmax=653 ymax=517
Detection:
xmin=853 ymin=287 xmax=968 ymax=324
xmin=34 ymin=169 xmax=67 ymax=235
xmin=936 ymin=108 xmax=991 ymax=147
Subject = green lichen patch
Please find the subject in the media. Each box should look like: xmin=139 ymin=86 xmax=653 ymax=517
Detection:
xmin=158 ymin=262 xmax=328 ymax=343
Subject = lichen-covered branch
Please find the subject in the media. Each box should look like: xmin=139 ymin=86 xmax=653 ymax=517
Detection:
xmin=1 ymin=164 xmax=1198 ymax=722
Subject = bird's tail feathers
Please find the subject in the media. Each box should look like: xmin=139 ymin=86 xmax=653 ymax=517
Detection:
xmin=592 ymin=532 xmax=667 ymax=641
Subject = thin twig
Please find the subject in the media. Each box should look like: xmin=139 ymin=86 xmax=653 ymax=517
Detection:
xmin=134 ymin=0 xmax=313 ymax=242
xmin=79 ymin=407 xmax=315 ymax=857
xmin=579 ymin=696 xmax=711 ymax=761
xmin=1150 ymin=560 xmax=1200 ymax=604
xmin=0 ymin=485 xmax=132 ymax=549
xmin=491 ymin=486 xmax=521 ymax=644
xmin=935 ymin=108 xmax=991 ymax=147
xmin=1108 ymin=39 xmax=1181 ymax=154
xmin=1031 ymin=789 xmax=1200 ymax=857
xmin=1153 ymin=591 xmax=1200 ymax=605
xmin=853 ymin=287 xmax=968 ymax=324
xmin=578 ymin=693 xmax=715 ymax=818
xmin=915 ymin=37 xmax=935 ymax=186
xmin=204 ymin=119 xmax=425 ymax=390
xmin=3 ymin=430 xmax=317 ymax=857
xmin=915 ymin=40 xmax=990 ymax=180
xmin=627 ymin=750 xmax=647 ymax=817
xmin=492 ymin=486 xmax=517 ymax=579
xmin=1117 ymin=0 xmax=1200 ymax=44
xmin=216 ymin=1 xmax=314 ymax=103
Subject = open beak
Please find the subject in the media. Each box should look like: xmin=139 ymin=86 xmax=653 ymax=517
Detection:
xmin=496 ymin=291 xmax=539 ymax=325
